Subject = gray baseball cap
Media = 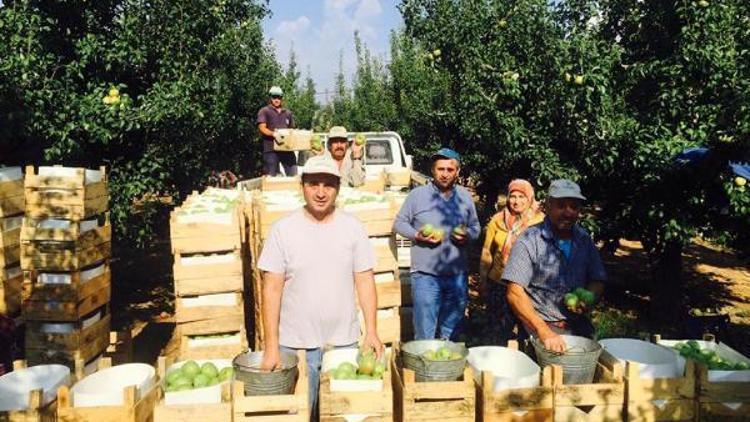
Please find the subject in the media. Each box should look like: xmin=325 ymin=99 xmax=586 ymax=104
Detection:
xmin=548 ymin=179 xmax=586 ymax=200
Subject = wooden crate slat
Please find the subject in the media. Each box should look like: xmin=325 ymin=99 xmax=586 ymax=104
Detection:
xmin=24 ymin=165 xmax=107 ymax=189
xmin=0 ymin=267 xmax=22 ymax=316
xmin=478 ymin=356 xmax=554 ymax=421
xmin=0 ymin=178 xmax=25 ymax=217
xmin=0 ymin=216 xmax=22 ymax=248
xmin=232 ymin=349 xmax=309 ymax=421
xmin=172 ymin=250 xmax=244 ymax=296
xmin=551 ymin=355 xmax=625 ymax=421
xmin=175 ymin=312 xmax=246 ymax=336
xmin=170 ymin=208 xmax=243 ymax=254
xmin=20 ymin=241 xmax=111 ymax=271
xmin=626 ymin=399 xmax=695 ymax=422
xmin=0 ymin=243 xmax=21 ymax=268
xmin=375 ymin=277 xmax=401 ymax=309
xmin=20 ymin=213 xmax=110 ymax=243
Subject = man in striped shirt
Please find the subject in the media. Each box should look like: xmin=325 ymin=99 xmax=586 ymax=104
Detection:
xmin=502 ymin=180 xmax=607 ymax=353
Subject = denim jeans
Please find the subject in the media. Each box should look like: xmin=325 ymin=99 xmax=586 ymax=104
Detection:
xmin=410 ymin=271 xmax=468 ymax=340
xmin=280 ymin=342 xmax=357 ymax=421
xmin=263 ymin=150 xmax=297 ymax=176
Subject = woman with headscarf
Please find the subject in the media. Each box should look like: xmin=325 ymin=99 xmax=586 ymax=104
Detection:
xmin=479 ymin=179 xmax=545 ymax=343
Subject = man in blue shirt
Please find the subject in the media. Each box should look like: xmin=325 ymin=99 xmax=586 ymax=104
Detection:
xmin=393 ymin=148 xmax=481 ymax=340
xmin=503 ymin=179 xmax=607 ymax=353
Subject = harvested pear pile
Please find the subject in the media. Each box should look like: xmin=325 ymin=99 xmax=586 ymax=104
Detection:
xmin=165 ymin=360 xmax=234 ymax=392
xmin=328 ymin=349 xmax=387 ymax=380
xmin=422 ymin=345 xmax=463 ymax=361
xmin=673 ymin=340 xmax=750 ymax=371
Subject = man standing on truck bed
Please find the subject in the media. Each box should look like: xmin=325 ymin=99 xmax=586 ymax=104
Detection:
xmin=313 ymin=126 xmax=366 ymax=187
xmin=257 ymin=86 xmax=297 ymax=177
xmin=393 ymin=148 xmax=481 ymax=340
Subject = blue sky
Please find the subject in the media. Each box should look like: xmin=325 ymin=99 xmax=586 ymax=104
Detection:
xmin=261 ymin=0 xmax=403 ymax=101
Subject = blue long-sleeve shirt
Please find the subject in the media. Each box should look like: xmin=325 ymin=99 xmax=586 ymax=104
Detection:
xmin=393 ymin=182 xmax=480 ymax=276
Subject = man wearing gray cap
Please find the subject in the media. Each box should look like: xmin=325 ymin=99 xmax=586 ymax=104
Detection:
xmin=503 ymin=179 xmax=607 ymax=353
xmin=258 ymin=154 xmax=383 ymax=418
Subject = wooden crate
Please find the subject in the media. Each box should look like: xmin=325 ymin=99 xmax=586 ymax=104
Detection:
xmin=20 ymin=214 xmax=110 ymax=244
xmin=375 ymin=274 xmax=402 ymax=309
xmin=370 ymin=235 xmax=398 ymax=274
xmin=1 ymin=214 xmax=22 ymax=250
xmin=696 ymin=355 xmax=750 ymax=421
xmin=386 ymin=168 xmax=412 ymax=187
xmin=273 ymin=129 xmax=313 ymax=151
xmin=476 ymin=342 xmax=554 ymax=422
xmin=0 ymin=360 xmax=61 ymax=422
xmin=260 ymin=175 xmax=302 ymax=192
xmin=357 ymin=172 xmax=387 ymax=194
xmin=25 ymin=310 xmax=111 ymax=365
xmin=624 ymin=354 xmax=696 ymax=421
xmin=392 ymin=346 xmax=476 ymax=421
xmin=319 ymin=351 xmax=394 ymax=421
xmin=22 ymin=262 xmax=110 ymax=302
xmin=169 ymin=324 xmax=249 ymax=360
xmin=174 ymin=291 xmax=244 ymax=324
xmin=56 ymin=370 xmax=160 ymax=422
xmin=551 ymin=352 xmax=626 ymax=422
xmin=169 ymin=207 xmax=243 ymax=254
xmin=24 ymin=165 xmax=108 ymax=220
xmin=105 ymin=330 xmax=134 ymax=365
xmin=172 ymin=250 xmax=244 ymax=296
xmin=0 ymin=171 xmax=25 ymax=217
xmin=342 ymin=203 xmax=395 ymax=237
xmin=255 ymin=203 xmax=299 ymax=241
xmin=153 ymin=357 xmax=232 ymax=422
xmin=232 ymin=350 xmax=309 ymax=421
xmin=361 ymin=307 xmax=400 ymax=345
xmin=20 ymin=240 xmax=111 ymax=272
xmin=1 ymin=265 xmax=22 ymax=316
xmin=22 ymin=269 xmax=110 ymax=322
xmin=0 ymin=239 xmax=21 ymax=269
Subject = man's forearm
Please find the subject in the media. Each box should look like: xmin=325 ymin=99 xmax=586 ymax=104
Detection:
xmin=262 ymin=275 xmax=284 ymax=350
xmin=507 ymin=283 xmax=552 ymax=337
xmin=355 ymin=271 xmax=378 ymax=334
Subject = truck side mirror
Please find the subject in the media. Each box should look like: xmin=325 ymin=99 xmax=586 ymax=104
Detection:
xmin=405 ymin=154 xmax=413 ymax=169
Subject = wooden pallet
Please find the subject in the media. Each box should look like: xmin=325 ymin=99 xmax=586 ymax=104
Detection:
xmin=153 ymin=357 xmax=233 ymax=422
xmin=172 ymin=250 xmax=244 ymax=296
xmin=476 ymin=342 xmax=554 ymax=422
xmin=1 ymin=265 xmax=22 ymax=316
xmin=551 ymin=351 xmax=626 ymax=422
xmin=173 ymin=291 xmax=245 ymax=324
xmin=232 ymin=350 xmax=309 ymax=421
xmin=319 ymin=351 xmax=394 ymax=421
xmin=392 ymin=346 xmax=476 ymax=421
xmin=25 ymin=310 xmax=111 ymax=365
xmin=20 ymin=240 xmax=111 ymax=271
xmin=0 ymin=175 xmax=25 ymax=217
xmin=169 ymin=207 xmax=243 ymax=254
xmin=0 ymin=360 xmax=60 ymax=422
xmin=624 ymin=352 xmax=696 ymax=421
xmin=56 ymin=370 xmax=160 ymax=422
xmin=24 ymin=165 xmax=108 ymax=220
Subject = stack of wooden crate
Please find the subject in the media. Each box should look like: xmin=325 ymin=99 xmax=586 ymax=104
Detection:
xmin=168 ymin=188 xmax=249 ymax=359
xmin=247 ymin=186 xmax=402 ymax=349
xmin=0 ymin=167 xmax=25 ymax=372
xmin=20 ymin=165 xmax=112 ymax=370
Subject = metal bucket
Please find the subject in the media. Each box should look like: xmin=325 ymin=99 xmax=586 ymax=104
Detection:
xmin=401 ymin=340 xmax=468 ymax=382
xmin=232 ymin=350 xmax=298 ymax=396
xmin=531 ymin=335 xmax=602 ymax=385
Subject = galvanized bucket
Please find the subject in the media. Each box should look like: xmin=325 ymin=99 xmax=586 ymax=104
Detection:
xmin=531 ymin=335 xmax=602 ymax=385
xmin=401 ymin=340 xmax=468 ymax=382
xmin=232 ymin=350 xmax=298 ymax=396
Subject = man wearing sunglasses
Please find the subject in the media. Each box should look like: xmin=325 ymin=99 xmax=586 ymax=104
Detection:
xmin=257 ymin=86 xmax=297 ymax=176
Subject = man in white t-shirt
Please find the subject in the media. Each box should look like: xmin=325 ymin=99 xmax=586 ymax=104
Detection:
xmin=259 ymin=154 xmax=383 ymax=418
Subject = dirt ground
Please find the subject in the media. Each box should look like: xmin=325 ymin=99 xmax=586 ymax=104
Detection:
xmin=109 ymin=237 xmax=750 ymax=364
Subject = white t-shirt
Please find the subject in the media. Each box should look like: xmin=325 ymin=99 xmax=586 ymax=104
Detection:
xmin=258 ymin=208 xmax=375 ymax=348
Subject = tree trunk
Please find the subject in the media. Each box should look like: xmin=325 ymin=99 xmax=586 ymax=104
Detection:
xmin=650 ymin=239 xmax=684 ymax=325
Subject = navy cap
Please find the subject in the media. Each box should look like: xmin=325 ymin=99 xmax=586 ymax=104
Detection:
xmin=431 ymin=147 xmax=460 ymax=162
